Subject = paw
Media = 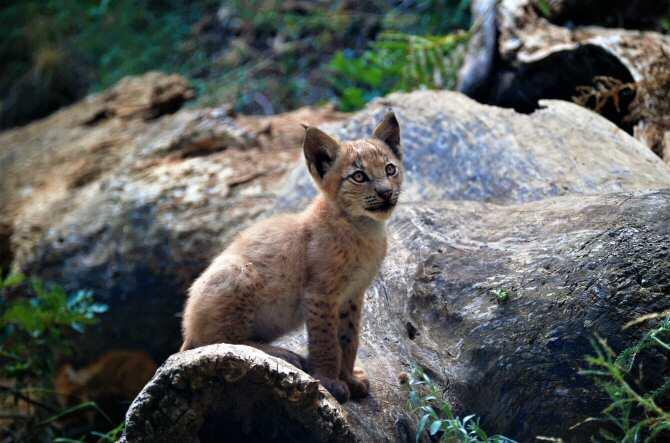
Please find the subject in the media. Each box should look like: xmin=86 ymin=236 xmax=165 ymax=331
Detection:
xmin=345 ymin=367 xmax=370 ymax=399
xmin=315 ymin=375 xmax=350 ymax=403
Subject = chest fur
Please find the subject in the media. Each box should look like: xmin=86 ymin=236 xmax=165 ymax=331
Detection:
xmin=344 ymin=234 xmax=385 ymax=290
xmin=307 ymin=223 xmax=387 ymax=299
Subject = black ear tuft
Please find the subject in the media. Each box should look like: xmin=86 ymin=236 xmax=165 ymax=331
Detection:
xmin=373 ymin=111 xmax=401 ymax=159
xmin=302 ymin=127 xmax=340 ymax=181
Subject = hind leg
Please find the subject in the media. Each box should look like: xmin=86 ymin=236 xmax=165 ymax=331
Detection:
xmin=180 ymin=261 xmax=305 ymax=370
xmin=181 ymin=261 xmax=259 ymax=351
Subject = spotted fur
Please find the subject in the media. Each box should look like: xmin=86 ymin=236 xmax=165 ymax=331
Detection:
xmin=180 ymin=112 xmax=403 ymax=402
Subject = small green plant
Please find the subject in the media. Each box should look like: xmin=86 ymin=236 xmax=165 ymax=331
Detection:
xmin=1 ymin=273 xmax=107 ymax=383
xmin=661 ymin=18 xmax=670 ymax=33
xmin=0 ymin=271 xmax=109 ymax=442
xmin=330 ymin=30 xmax=471 ymax=111
xmin=91 ymin=421 xmax=126 ymax=442
xmin=491 ymin=288 xmax=510 ymax=304
xmin=405 ymin=365 xmax=517 ymax=442
xmin=535 ymin=0 xmax=553 ymax=18
xmin=578 ymin=315 xmax=670 ymax=442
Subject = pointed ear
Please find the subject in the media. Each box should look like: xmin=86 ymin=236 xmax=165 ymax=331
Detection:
xmin=373 ymin=111 xmax=401 ymax=159
xmin=302 ymin=127 xmax=340 ymax=182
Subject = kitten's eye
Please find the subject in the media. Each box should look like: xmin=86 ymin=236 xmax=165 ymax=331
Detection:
xmin=385 ymin=164 xmax=397 ymax=176
xmin=351 ymin=171 xmax=368 ymax=183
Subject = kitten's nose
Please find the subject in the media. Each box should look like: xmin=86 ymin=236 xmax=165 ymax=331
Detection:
xmin=376 ymin=187 xmax=393 ymax=201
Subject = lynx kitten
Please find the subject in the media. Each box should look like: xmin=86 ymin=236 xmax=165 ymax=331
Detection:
xmin=180 ymin=112 xmax=403 ymax=402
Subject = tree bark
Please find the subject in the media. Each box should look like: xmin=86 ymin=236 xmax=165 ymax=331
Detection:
xmin=122 ymin=344 xmax=356 ymax=443
xmin=459 ymin=0 xmax=670 ymax=164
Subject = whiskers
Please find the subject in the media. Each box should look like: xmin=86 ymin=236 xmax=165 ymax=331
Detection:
xmin=364 ymin=193 xmax=399 ymax=212
xmin=365 ymin=204 xmax=394 ymax=212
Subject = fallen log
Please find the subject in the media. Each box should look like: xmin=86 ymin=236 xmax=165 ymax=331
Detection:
xmin=122 ymin=344 xmax=357 ymax=443
xmin=459 ymin=0 xmax=670 ymax=164
xmin=125 ymin=189 xmax=670 ymax=441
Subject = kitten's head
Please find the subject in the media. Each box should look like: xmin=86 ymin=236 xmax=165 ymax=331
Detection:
xmin=302 ymin=111 xmax=403 ymax=221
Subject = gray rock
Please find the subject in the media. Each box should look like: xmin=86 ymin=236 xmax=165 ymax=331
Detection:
xmin=8 ymin=108 xmax=287 ymax=359
xmin=3 ymin=76 xmax=670 ymax=440
xmin=9 ymin=88 xmax=669 ymax=361
xmin=127 ymin=190 xmax=670 ymax=441
xmin=345 ymin=189 xmax=670 ymax=441
xmin=278 ymin=91 xmax=670 ymax=209
xmin=0 ymin=75 xmax=344 ymax=361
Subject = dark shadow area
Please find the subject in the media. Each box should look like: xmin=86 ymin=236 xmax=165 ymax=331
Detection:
xmin=200 ymin=405 xmax=315 ymax=443
xmin=20 ymin=203 xmax=196 ymax=366
xmin=541 ymin=0 xmax=670 ymax=32
xmin=146 ymin=94 xmax=191 ymax=120
xmin=0 ymin=222 xmax=13 ymax=277
xmin=0 ymin=60 xmax=91 ymax=130
xmin=470 ymin=44 xmax=636 ymax=133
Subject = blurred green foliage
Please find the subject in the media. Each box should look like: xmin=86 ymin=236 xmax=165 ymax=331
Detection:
xmin=194 ymin=0 xmax=356 ymax=112
xmin=201 ymin=0 xmax=471 ymax=112
xmin=329 ymin=30 xmax=470 ymax=111
xmin=535 ymin=0 xmax=552 ymax=18
xmin=662 ymin=18 xmax=670 ymax=33
xmin=0 ymin=0 xmax=218 ymax=127
xmin=90 ymin=421 xmax=126 ymax=442
xmin=1 ymin=273 xmax=107 ymax=382
xmin=0 ymin=0 xmax=471 ymax=125
xmin=0 ymin=271 xmax=109 ymax=442
xmin=0 ymin=0 xmax=218 ymax=88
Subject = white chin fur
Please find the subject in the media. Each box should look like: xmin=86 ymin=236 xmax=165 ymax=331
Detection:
xmin=366 ymin=209 xmax=393 ymax=221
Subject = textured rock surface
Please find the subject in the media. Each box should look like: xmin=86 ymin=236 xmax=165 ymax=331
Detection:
xmin=278 ymin=90 xmax=670 ymax=210
xmin=276 ymin=190 xmax=670 ymax=441
xmin=264 ymin=93 xmax=670 ymax=439
xmin=0 ymin=73 xmax=345 ymax=360
xmin=122 ymin=344 xmax=356 ymax=443
xmin=125 ymin=190 xmax=670 ymax=442
xmin=459 ymin=0 xmax=670 ymax=163
xmin=6 ymin=87 xmax=669 ymax=361
xmin=96 ymin=72 xmax=195 ymax=121
xmin=3 ymin=74 xmax=670 ymax=441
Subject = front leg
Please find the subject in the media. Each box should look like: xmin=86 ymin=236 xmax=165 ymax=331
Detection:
xmin=305 ymin=297 xmax=350 ymax=402
xmin=338 ymin=294 xmax=370 ymax=399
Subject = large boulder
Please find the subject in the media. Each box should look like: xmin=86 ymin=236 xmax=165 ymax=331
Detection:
xmin=123 ymin=91 xmax=670 ymax=441
xmin=278 ymin=90 xmax=670 ymax=210
xmin=267 ymin=92 xmax=670 ymax=440
xmin=3 ymin=75 xmax=670 ymax=440
xmin=4 ymin=88 xmax=669 ymax=362
xmin=0 ymin=73 xmax=345 ymax=360
xmin=126 ymin=190 xmax=670 ymax=441
xmin=340 ymin=189 xmax=670 ymax=441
